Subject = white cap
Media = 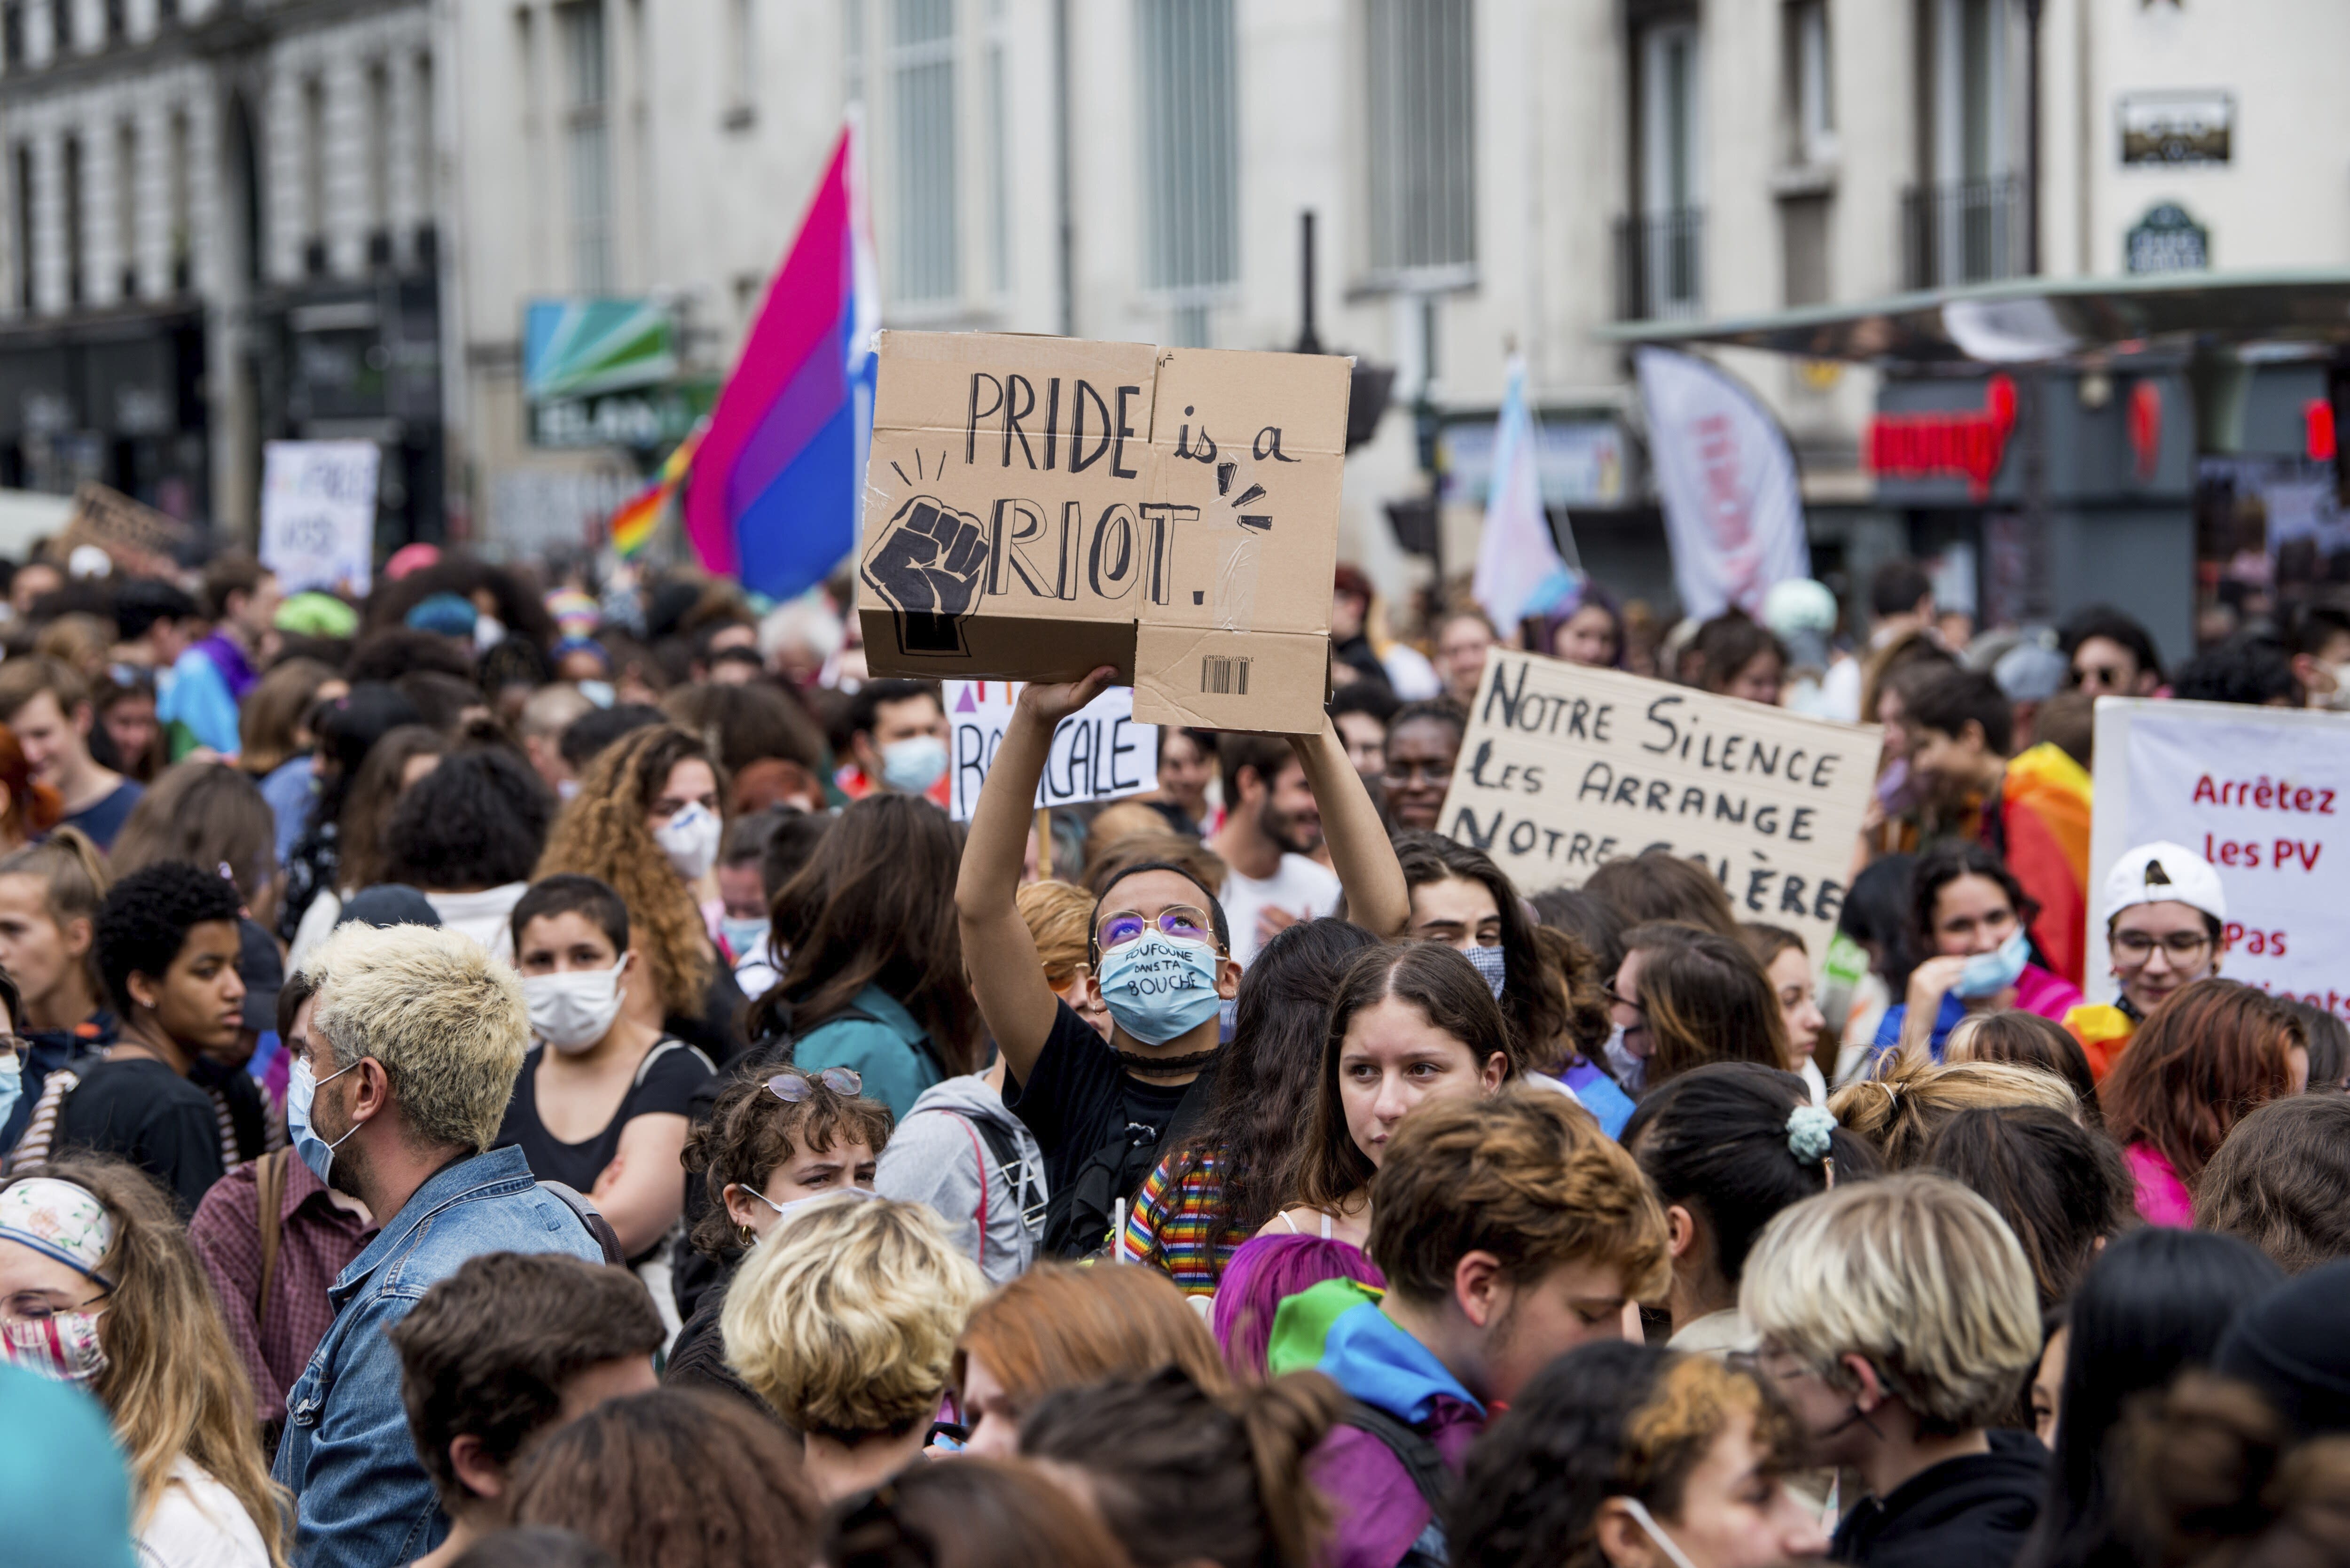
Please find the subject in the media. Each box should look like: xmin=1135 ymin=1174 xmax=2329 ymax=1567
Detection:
xmin=2102 ymin=841 xmax=2226 ymax=923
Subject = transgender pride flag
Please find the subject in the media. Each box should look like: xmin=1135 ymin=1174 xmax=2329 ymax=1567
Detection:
xmin=684 ymin=124 xmax=879 ymax=599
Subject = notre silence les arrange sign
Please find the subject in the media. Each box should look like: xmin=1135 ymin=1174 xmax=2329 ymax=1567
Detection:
xmin=1446 ymin=651 xmax=1884 ymax=955
xmin=856 ymin=332 xmax=1351 ymax=735
xmin=2088 ymin=697 xmax=2350 ymax=1012
xmin=945 ymin=680 xmax=1158 ymax=822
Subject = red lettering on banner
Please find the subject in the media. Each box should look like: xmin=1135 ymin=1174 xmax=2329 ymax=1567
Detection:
xmin=1864 ymin=374 xmax=2018 ymax=499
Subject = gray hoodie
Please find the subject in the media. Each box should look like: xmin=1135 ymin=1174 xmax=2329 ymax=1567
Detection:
xmin=874 ymin=1073 xmax=1047 ymax=1285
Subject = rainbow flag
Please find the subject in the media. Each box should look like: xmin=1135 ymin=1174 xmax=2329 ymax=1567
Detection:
xmin=682 ymin=125 xmax=877 ymax=598
xmin=610 ymin=427 xmax=701 ymax=557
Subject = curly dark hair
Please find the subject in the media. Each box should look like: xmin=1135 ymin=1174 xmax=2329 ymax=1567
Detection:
xmin=346 ymin=627 xmax=478 ymax=686
xmin=1447 ymin=1341 xmax=1801 ymax=1568
xmin=383 ymin=749 xmax=555 ymax=891
xmin=680 ymin=1064 xmax=894 ymax=1260
xmin=1908 ymin=839 xmax=2039 ymax=955
xmin=94 ymin=860 xmax=243 ymax=1014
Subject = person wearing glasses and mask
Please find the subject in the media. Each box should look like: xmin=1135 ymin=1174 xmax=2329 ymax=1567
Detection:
xmin=958 ymin=667 xmax=1409 ymax=1261
xmin=496 ymin=874 xmax=714 ymax=1287
xmin=666 ymin=1062 xmax=892 ymax=1416
xmin=2060 ymin=842 xmax=2228 ymax=1084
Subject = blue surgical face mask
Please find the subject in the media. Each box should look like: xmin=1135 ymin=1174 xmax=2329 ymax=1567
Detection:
xmin=1095 ymin=931 xmax=1224 ymax=1045
xmin=880 ymin=734 xmax=949 ymax=794
xmin=721 ymin=917 xmax=772 ymax=965
xmin=1463 ymin=943 xmax=1507 ymax=999
xmin=1603 ymin=1023 xmax=1647 ymax=1093
xmin=1954 ymin=926 xmax=2031 ymax=998
xmin=288 ymin=1055 xmax=360 ymax=1185
xmin=0 ymin=1049 xmax=19 ymax=1134
xmin=575 ymin=679 xmax=616 ymax=710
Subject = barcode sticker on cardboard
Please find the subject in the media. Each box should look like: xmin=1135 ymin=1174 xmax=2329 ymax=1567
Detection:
xmin=1201 ymin=655 xmax=1251 ymax=696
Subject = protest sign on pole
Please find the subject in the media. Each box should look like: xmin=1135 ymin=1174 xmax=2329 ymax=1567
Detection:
xmin=1442 ymin=650 xmax=1882 ymax=957
xmin=2088 ymin=697 xmax=2350 ymax=1013
xmin=260 ymin=440 xmax=382 ymax=597
xmin=946 ymin=680 xmax=1159 ymax=822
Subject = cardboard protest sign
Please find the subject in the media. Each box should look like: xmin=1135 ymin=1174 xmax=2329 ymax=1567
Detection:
xmin=2088 ymin=697 xmax=2350 ymax=1013
xmin=1443 ymin=650 xmax=1883 ymax=956
xmin=944 ymin=679 xmax=1158 ymax=821
xmin=856 ymin=332 xmax=1351 ymax=734
xmin=261 ymin=441 xmax=382 ymax=596
xmin=56 ymin=483 xmax=188 ymax=577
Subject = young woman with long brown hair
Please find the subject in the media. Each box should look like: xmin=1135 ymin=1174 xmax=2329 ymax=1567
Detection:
xmin=536 ymin=724 xmax=742 ymax=1061
xmin=747 ymin=792 xmax=979 ymax=1121
xmin=0 ymin=1155 xmax=288 ymax=1566
xmin=2100 ymin=977 xmax=2306 ymax=1227
xmin=0 ymin=827 xmax=113 ymax=1156
xmin=1604 ymin=921 xmax=1787 ymax=1098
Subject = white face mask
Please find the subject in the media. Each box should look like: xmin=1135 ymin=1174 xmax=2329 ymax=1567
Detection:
xmin=522 ymin=957 xmax=630 ymax=1053
xmin=654 ymin=802 xmax=722 ymax=882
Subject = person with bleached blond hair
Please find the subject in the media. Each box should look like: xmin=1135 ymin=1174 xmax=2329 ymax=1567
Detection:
xmin=721 ymin=1191 xmax=987 ymax=1504
xmin=1740 ymin=1171 xmax=2047 ymax=1568
xmin=270 ymin=920 xmax=609 ymax=1568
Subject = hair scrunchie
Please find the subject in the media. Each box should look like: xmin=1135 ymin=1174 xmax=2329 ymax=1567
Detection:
xmin=1786 ymin=1104 xmax=1837 ymax=1165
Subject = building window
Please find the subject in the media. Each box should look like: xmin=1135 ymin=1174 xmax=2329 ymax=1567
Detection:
xmin=985 ymin=0 xmax=1009 ymax=295
xmin=415 ymin=51 xmax=437 ymax=262
xmin=47 ymin=0 xmax=66 ymax=56
xmin=63 ymin=133 xmax=83 ymax=305
xmin=1134 ymin=0 xmax=1236 ymax=343
xmin=844 ymin=0 xmax=865 ymax=106
xmin=104 ymin=0 xmax=123 ymax=46
xmin=157 ymin=0 xmax=175 ymax=22
xmin=1904 ymin=0 xmax=2018 ymax=286
xmin=366 ymin=61 xmax=391 ymax=263
xmin=1364 ymin=0 xmax=1476 ymax=286
xmin=725 ymin=0 xmax=756 ymax=125
xmin=1617 ymin=21 xmax=1703 ymax=320
xmin=1788 ymin=0 xmax=1833 ymax=166
xmin=561 ymin=1 xmax=612 ymax=292
xmin=302 ymin=77 xmax=328 ymax=276
xmin=14 ymin=143 xmax=31 ymax=311
xmin=4 ymin=4 xmax=25 ymax=67
xmin=168 ymin=109 xmax=188 ymax=293
xmin=888 ymin=0 xmax=957 ymax=305
xmin=114 ymin=120 xmax=133 ymax=299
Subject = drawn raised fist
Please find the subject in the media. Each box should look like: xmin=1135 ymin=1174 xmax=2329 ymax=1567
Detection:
xmin=863 ymin=495 xmax=987 ymax=654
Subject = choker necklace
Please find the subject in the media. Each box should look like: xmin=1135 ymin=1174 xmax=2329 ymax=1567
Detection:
xmin=1116 ymin=1047 xmax=1219 ymax=1079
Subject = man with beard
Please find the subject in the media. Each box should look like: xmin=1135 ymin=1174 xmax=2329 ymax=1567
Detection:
xmin=1209 ymin=732 xmax=1343 ymax=966
xmin=272 ymin=921 xmax=606 ymax=1568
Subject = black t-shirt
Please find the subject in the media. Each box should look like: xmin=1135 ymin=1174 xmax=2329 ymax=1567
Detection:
xmin=53 ymin=1056 xmax=224 ymax=1215
xmin=1003 ymin=1000 xmax=1215 ymax=1254
xmin=495 ymin=1038 xmax=716 ymax=1195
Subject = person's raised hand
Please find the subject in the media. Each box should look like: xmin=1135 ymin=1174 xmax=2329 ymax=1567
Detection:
xmin=1905 ymin=953 xmax=1970 ymax=1018
xmin=1016 ymin=666 xmax=1118 ymax=730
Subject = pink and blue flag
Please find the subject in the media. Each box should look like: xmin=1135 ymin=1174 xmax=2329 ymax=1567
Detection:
xmin=684 ymin=125 xmax=879 ymax=598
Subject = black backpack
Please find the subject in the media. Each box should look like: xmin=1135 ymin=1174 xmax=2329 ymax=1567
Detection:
xmin=1044 ymin=1065 xmax=1215 ymax=1260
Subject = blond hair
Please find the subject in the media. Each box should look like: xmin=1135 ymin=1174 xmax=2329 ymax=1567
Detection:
xmin=722 ymin=1194 xmax=987 ymax=1439
xmin=303 ymin=921 xmax=530 ymax=1153
xmin=10 ymin=1156 xmax=289 ymax=1566
xmin=1015 ymin=879 xmax=1093 ymax=991
xmin=1739 ymin=1171 xmax=2041 ymax=1435
xmin=1828 ymin=1046 xmax=2079 ymax=1169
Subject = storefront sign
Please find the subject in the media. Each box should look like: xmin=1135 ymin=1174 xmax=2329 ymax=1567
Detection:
xmin=525 ymin=298 xmax=697 ymax=451
xmin=261 ymin=441 xmax=382 ymax=596
xmin=1442 ymin=651 xmax=1882 ymax=958
xmin=2089 ymin=698 xmax=2350 ymax=1014
xmin=2127 ymin=204 xmax=2209 ymax=275
xmin=2119 ymin=92 xmax=2232 ymax=166
xmin=1864 ymin=374 xmax=2016 ymax=499
xmin=945 ymin=680 xmax=1157 ymax=822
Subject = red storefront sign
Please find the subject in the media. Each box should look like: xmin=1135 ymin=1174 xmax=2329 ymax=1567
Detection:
xmin=1864 ymin=374 xmax=2017 ymax=499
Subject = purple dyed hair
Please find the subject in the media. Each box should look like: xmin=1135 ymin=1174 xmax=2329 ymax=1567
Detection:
xmin=1212 ymin=1233 xmax=1387 ymax=1383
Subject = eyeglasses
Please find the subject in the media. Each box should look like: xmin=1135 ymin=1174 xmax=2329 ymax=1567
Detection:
xmin=1603 ymin=984 xmax=1645 ymax=1015
xmin=2074 ymin=664 xmax=2128 ymax=690
xmin=2113 ymin=931 xmax=2214 ymax=963
xmin=0 ymin=1034 xmax=27 ymax=1060
xmin=764 ymin=1067 xmax=862 ymax=1103
xmin=1094 ymin=905 xmax=1214 ymax=952
xmin=1382 ymin=760 xmax=1449 ymax=785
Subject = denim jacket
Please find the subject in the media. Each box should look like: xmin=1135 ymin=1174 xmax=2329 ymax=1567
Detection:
xmin=271 ymin=1146 xmax=605 ymax=1568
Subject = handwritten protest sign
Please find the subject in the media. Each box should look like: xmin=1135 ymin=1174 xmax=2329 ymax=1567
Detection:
xmin=1443 ymin=651 xmax=1883 ymax=956
xmin=56 ymin=483 xmax=188 ymax=578
xmin=261 ymin=441 xmax=381 ymax=597
xmin=856 ymin=332 xmax=1350 ymax=733
xmin=946 ymin=680 xmax=1158 ymax=822
xmin=2089 ymin=697 xmax=2350 ymax=1013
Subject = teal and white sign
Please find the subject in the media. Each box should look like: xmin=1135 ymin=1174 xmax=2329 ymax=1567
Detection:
xmin=524 ymin=299 xmax=699 ymax=449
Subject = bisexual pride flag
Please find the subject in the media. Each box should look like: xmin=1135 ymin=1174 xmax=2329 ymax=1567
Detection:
xmin=684 ymin=125 xmax=879 ymax=598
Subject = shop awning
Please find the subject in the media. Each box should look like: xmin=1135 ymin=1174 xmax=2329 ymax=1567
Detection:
xmin=1594 ymin=268 xmax=2350 ymax=366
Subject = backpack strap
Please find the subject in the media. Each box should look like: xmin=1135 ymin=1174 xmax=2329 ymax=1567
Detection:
xmin=1341 ymin=1401 xmax=1452 ymax=1511
xmin=254 ymin=1149 xmax=290 ymax=1318
xmin=950 ymin=1116 xmax=991 ymax=1274
xmin=537 ymin=1179 xmax=627 ymax=1266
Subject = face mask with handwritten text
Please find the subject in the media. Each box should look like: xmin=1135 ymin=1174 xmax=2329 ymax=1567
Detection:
xmin=1095 ymin=932 xmax=1222 ymax=1045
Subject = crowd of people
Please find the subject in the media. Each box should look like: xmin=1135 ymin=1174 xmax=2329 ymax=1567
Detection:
xmin=1 ymin=541 xmax=2349 ymax=1568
